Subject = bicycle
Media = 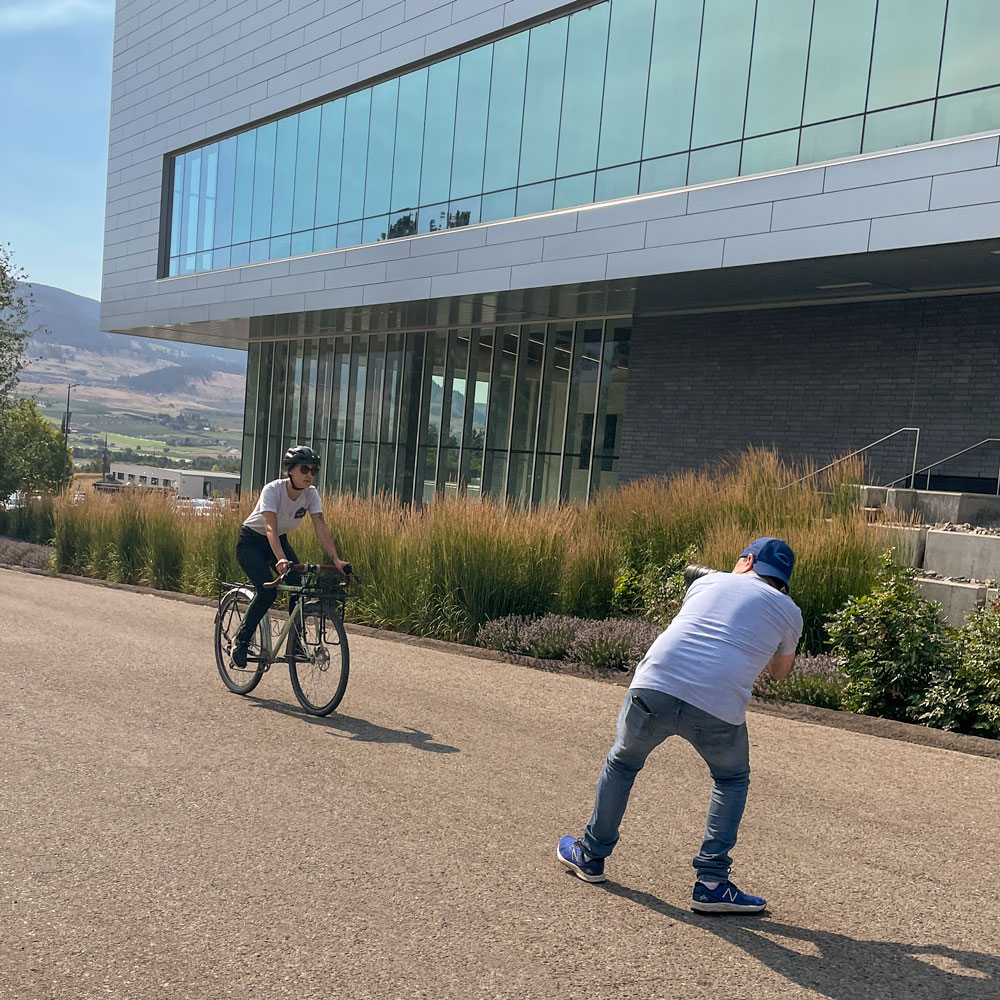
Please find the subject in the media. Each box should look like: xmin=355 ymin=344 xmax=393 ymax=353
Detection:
xmin=214 ymin=562 xmax=354 ymax=716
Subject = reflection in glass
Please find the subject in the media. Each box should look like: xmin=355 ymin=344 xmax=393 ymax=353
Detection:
xmin=392 ymin=69 xmax=427 ymax=214
xmin=934 ymin=86 xmax=1000 ymax=142
xmin=862 ymin=102 xmax=934 ymax=153
xmin=481 ymin=189 xmax=516 ymax=223
xmin=421 ymin=60 xmax=459 ymax=206
xmin=555 ymin=173 xmax=596 ymax=209
xmin=483 ymin=33 xmax=528 ymax=193
xmin=599 ymin=0 xmax=654 ymax=169
xmin=250 ymin=123 xmax=277 ymax=242
xmin=939 ymin=0 xmax=1000 ymax=95
xmin=533 ymin=323 xmax=572 ymax=505
xmin=798 ymin=117 xmax=864 ymax=165
xmin=365 ymin=80 xmax=399 ymax=219
xmin=519 ymin=18 xmax=568 ymax=186
xmin=451 ymin=47 xmax=492 ymax=199
xmin=867 ymin=0 xmax=946 ymax=111
xmin=802 ymin=0 xmax=876 ymax=124
xmin=516 ymin=182 xmax=555 ymax=216
xmin=315 ymin=100 xmax=345 ymax=227
xmin=691 ymin=0 xmax=755 ymax=149
xmin=292 ymin=107 xmax=321 ymax=234
xmin=595 ymin=163 xmax=639 ymax=202
xmin=688 ymin=142 xmax=741 ymax=185
xmin=741 ymin=130 xmax=800 ymax=176
xmin=639 ymin=153 xmax=688 ymax=193
xmin=561 ymin=320 xmax=602 ymax=501
xmin=643 ymin=0 xmax=701 ymax=159
xmin=745 ymin=0 xmax=812 ymax=137
xmin=557 ymin=3 xmax=609 ymax=178
xmin=340 ymin=90 xmax=372 ymax=223
xmin=271 ymin=116 xmax=298 ymax=238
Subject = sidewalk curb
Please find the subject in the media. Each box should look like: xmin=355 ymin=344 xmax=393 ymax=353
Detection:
xmin=3 ymin=562 xmax=998 ymax=760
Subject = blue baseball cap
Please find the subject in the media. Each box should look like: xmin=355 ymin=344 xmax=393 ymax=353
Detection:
xmin=741 ymin=537 xmax=795 ymax=587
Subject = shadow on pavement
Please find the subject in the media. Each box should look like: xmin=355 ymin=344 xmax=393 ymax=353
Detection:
xmin=247 ymin=696 xmax=459 ymax=754
xmin=600 ymin=880 xmax=998 ymax=1000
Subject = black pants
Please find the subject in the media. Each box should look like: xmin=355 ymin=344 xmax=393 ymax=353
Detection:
xmin=235 ymin=526 xmax=301 ymax=644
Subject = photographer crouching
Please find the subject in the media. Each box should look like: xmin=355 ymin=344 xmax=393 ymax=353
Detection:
xmin=557 ymin=537 xmax=802 ymax=913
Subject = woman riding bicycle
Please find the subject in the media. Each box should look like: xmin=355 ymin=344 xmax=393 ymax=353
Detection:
xmin=231 ymin=445 xmax=349 ymax=668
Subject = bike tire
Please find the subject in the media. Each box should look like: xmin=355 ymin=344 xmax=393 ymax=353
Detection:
xmin=215 ymin=589 xmax=266 ymax=696
xmin=289 ymin=608 xmax=349 ymax=716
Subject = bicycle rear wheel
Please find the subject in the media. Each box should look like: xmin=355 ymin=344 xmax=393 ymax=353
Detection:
xmin=289 ymin=605 xmax=349 ymax=716
xmin=215 ymin=588 xmax=266 ymax=695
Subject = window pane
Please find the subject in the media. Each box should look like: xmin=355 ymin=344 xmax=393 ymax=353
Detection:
xmin=292 ymin=107 xmax=321 ymax=233
xmin=271 ymin=115 xmax=298 ymax=237
xmin=557 ymin=3 xmax=609 ymax=178
xmin=392 ymin=68 xmax=427 ymax=213
xmin=590 ymin=319 xmax=630 ymax=495
xmin=418 ymin=202 xmax=448 ymax=234
xmin=516 ymin=181 xmax=554 ymax=215
xmin=314 ymin=225 xmax=337 ymax=251
xmin=745 ymin=0 xmax=812 ymax=137
xmin=484 ymin=34 xmax=529 ymax=192
xmin=688 ymin=141 xmax=741 ymax=184
xmin=362 ymin=216 xmax=388 ymax=243
xmin=691 ymin=0 xmax=755 ymax=148
xmin=554 ymin=172 xmax=596 ymax=209
xmin=340 ymin=90 xmax=371 ymax=222
xmin=182 ymin=149 xmax=200 ymax=254
xmin=395 ymin=331 xmax=425 ymax=502
xmin=598 ymin=0 xmax=654 ymax=168
xmin=338 ymin=219 xmax=362 ymax=247
xmin=519 ymin=18 xmax=568 ymax=185
xmin=197 ymin=145 xmax=217 ymax=252
xmin=639 ymin=152 xmax=688 ymax=193
xmin=169 ymin=153 xmax=184 ymax=258
xmin=232 ymin=132 xmax=256 ymax=245
xmin=270 ymin=234 xmax=291 ymax=259
xmin=940 ymin=0 xmax=1000 ymax=95
xmin=451 ymin=46 xmax=492 ymax=199
xmin=365 ymin=79 xmax=398 ymax=218
xmin=560 ymin=320 xmax=602 ymax=502
xmin=740 ymin=129 xmax=799 ymax=176
xmin=867 ymin=0 xmax=946 ymax=110
xmin=862 ymin=101 xmax=934 ymax=153
xmin=461 ymin=330 xmax=491 ymax=498
xmin=798 ymin=116 xmax=863 ymax=164
xmin=417 ymin=331 xmax=446 ymax=503
xmin=291 ymin=231 xmax=314 ymax=255
xmin=934 ymin=86 xmax=1000 ymax=141
xmin=803 ymin=0 xmax=876 ymax=124
xmin=508 ymin=325 xmax=544 ymax=507
xmin=315 ymin=99 xmax=345 ymax=227
xmin=483 ymin=327 xmax=518 ymax=497
xmin=533 ymin=322 xmax=572 ymax=505
xmin=595 ymin=163 xmax=638 ymax=201
xmin=388 ymin=210 xmax=418 ymax=239
xmin=420 ymin=58 xmax=459 ymax=206
xmin=214 ymin=137 xmax=236 ymax=250
xmin=481 ymin=188 xmax=516 ymax=223
xmin=643 ymin=0 xmax=702 ymax=158
xmin=250 ymin=122 xmax=276 ymax=241
xmin=448 ymin=196 xmax=480 ymax=228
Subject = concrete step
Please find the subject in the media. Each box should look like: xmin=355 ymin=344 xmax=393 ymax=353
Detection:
xmin=885 ymin=488 xmax=1000 ymax=528
xmin=915 ymin=577 xmax=987 ymax=624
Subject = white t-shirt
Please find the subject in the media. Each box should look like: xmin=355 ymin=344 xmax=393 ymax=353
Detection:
xmin=631 ymin=572 xmax=803 ymax=725
xmin=242 ymin=479 xmax=323 ymax=537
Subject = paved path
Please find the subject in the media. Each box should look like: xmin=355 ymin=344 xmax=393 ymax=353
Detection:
xmin=1 ymin=569 xmax=998 ymax=999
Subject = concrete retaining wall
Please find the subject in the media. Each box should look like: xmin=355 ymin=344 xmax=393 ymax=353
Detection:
xmin=887 ymin=489 xmax=1000 ymax=526
xmin=915 ymin=578 xmax=987 ymax=623
xmin=923 ymin=530 xmax=1000 ymax=582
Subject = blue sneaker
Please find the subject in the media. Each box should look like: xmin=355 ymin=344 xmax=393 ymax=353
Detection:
xmin=557 ymin=835 xmax=606 ymax=883
xmin=691 ymin=881 xmax=766 ymax=913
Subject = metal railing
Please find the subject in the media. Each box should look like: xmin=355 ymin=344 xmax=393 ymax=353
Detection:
xmin=782 ymin=427 xmax=921 ymax=490
xmin=885 ymin=438 xmax=1000 ymax=494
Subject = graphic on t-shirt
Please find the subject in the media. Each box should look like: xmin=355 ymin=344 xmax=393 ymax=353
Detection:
xmin=295 ymin=507 xmax=307 ymax=519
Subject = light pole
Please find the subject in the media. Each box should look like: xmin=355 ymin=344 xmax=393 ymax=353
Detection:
xmin=61 ymin=382 xmax=80 ymax=443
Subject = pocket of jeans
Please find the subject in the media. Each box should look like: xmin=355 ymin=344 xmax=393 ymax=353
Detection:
xmin=692 ymin=722 xmax=739 ymax=751
xmin=625 ymin=693 xmax=658 ymax=735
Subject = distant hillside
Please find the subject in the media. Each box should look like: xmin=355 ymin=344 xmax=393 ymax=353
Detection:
xmin=20 ymin=283 xmax=246 ymax=406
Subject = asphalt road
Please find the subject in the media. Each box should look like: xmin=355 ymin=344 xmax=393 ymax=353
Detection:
xmin=2 ymin=568 xmax=999 ymax=1000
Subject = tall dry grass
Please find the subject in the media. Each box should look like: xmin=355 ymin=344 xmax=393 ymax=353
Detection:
xmin=49 ymin=449 xmax=887 ymax=651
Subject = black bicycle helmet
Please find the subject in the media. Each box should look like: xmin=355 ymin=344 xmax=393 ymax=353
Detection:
xmin=282 ymin=444 xmax=321 ymax=471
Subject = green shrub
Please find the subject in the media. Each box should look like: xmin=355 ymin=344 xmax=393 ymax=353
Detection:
xmin=826 ymin=554 xmax=956 ymax=722
xmin=918 ymin=605 xmax=1000 ymax=738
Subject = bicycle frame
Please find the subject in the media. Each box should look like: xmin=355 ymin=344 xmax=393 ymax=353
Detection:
xmin=254 ymin=585 xmax=313 ymax=666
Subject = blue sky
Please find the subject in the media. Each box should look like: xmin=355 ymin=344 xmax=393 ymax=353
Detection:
xmin=0 ymin=0 xmax=114 ymax=301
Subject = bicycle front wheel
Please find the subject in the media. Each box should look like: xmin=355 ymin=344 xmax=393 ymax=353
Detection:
xmin=289 ymin=607 xmax=349 ymax=716
xmin=215 ymin=588 xmax=266 ymax=696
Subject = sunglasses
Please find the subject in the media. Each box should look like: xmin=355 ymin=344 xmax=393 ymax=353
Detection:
xmin=296 ymin=465 xmax=320 ymax=476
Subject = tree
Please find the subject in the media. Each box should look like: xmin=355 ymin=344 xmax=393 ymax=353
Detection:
xmin=0 ymin=243 xmax=31 ymax=411
xmin=0 ymin=398 xmax=73 ymax=500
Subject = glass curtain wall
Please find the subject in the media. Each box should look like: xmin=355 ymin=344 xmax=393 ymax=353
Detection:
xmin=242 ymin=315 xmax=632 ymax=505
xmin=167 ymin=0 xmax=1000 ymax=277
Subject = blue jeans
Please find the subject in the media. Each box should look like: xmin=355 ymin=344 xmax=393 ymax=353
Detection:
xmin=581 ymin=688 xmax=751 ymax=885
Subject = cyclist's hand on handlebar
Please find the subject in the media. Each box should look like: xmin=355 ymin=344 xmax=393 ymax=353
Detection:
xmin=333 ymin=558 xmax=351 ymax=577
xmin=276 ymin=557 xmax=292 ymax=574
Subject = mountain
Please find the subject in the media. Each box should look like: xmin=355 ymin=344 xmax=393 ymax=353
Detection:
xmin=20 ymin=283 xmax=246 ymax=407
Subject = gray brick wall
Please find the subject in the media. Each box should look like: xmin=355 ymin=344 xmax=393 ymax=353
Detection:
xmin=621 ymin=293 xmax=1000 ymax=490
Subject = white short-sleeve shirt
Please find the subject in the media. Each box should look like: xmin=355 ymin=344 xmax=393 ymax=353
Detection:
xmin=631 ymin=572 xmax=803 ymax=725
xmin=242 ymin=479 xmax=323 ymax=537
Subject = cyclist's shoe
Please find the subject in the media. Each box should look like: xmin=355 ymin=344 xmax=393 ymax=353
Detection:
xmin=691 ymin=881 xmax=766 ymax=913
xmin=231 ymin=638 xmax=249 ymax=668
xmin=557 ymin=835 xmax=606 ymax=883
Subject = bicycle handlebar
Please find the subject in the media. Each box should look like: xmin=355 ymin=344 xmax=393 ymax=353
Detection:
xmin=263 ymin=562 xmax=353 ymax=589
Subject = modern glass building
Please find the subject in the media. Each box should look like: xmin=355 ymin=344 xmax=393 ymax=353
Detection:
xmin=105 ymin=0 xmax=1000 ymax=499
